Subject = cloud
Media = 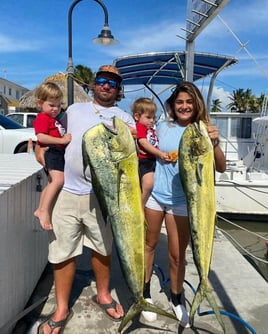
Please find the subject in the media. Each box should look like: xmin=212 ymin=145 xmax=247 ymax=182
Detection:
xmin=221 ymin=1 xmax=268 ymax=32
xmin=0 ymin=33 xmax=42 ymax=53
xmin=104 ymin=20 xmax=186 ymax=58
xmin=211 ymin=86 xmax=232 ymax=110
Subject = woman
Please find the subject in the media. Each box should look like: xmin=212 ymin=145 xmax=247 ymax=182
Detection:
xmin=142 ymin=82 xmax=226 ymax=327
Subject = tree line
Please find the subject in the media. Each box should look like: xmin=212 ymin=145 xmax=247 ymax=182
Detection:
xmin=211 ymin=88 xmax=266 ymax=113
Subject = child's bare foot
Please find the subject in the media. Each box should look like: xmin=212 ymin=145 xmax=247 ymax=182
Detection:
xmin=34 ymin=209 xmax=53 ymax=230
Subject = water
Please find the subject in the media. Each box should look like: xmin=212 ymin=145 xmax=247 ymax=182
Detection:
xmin=217 ymin=216 xmax=268 ymax=282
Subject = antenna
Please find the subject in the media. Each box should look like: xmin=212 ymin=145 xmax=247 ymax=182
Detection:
xmin=218 ymin=15 xmax=268 ymax=79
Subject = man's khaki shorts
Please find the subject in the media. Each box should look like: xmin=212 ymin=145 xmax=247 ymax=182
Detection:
xmin=48 ymin=190 xmax=113 ymax=264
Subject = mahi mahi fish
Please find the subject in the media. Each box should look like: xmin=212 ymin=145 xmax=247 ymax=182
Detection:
xmin=82 ymin=116 xmax=177 ymax=333
xmin=178 ymin=120 xmax=225 ymax=333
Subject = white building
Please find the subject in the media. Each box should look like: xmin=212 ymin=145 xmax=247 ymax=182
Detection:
xmin=0 ymin=77 xmax=29 ymax=115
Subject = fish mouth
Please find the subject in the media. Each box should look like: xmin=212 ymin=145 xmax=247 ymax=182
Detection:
xmin=102 ymin=119 xmax=118 ymax=135
xmin=193 ymin=122 xmax=203 ymax=136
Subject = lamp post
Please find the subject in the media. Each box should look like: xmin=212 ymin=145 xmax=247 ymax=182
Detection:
xmin=66 ymin=0 xmax=119 ymax=106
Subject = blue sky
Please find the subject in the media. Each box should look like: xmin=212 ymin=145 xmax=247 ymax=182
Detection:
xmin=0 ymin=0 xmax=268 ymax=112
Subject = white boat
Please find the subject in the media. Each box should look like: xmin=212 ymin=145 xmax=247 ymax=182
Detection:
xmin=211 ymin=105 xmax=268 ymax=221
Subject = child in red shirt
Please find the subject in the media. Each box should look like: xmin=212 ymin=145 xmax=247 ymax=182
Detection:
xmin=33 ymin=82 xmax=71 ymax=230
xmin=132 ymin=97 xmax=168 ymax=208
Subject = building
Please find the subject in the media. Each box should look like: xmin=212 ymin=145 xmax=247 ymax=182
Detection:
xmin=0 ymin=77 xmax=29 ymax=115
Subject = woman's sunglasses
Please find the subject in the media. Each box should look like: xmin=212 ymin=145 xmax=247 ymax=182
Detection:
xmin=95 ymin=77 xmax=119 ymax=89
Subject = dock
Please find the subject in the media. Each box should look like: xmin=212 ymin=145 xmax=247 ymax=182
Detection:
xmin=14 ymin=226 xmax=268 ymax=334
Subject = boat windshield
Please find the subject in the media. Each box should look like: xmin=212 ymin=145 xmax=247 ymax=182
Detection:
xmin=210 ymin=113 xmax=260 ymax=141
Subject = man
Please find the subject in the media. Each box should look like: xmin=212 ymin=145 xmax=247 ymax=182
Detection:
xmin=37 ymin=65 xmax=136 ymax=334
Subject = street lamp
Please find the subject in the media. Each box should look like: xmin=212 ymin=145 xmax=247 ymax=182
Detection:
xmin=66 ymin=0 xmax=119 ymax=106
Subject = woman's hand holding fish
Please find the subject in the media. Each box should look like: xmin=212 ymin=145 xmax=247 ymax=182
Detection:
xmin=207 ymin=125 xmax=221 ymax=149
xmin=207 ymin=125 xmax=226 ymax=173
xmin=207 ymin=125 xmax=219 ymax=143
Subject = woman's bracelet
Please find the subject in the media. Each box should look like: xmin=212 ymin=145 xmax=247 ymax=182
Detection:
xmin=213 ymin=138 xmax=220 ymax=148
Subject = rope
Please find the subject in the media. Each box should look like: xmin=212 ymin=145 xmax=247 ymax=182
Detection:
xmin=217 ymin=227 xmax=268 ymax=265
xmin=217 ymin=215 xmax=267 ymax=241
xmin=216 ymin=181 xmax=268 ymax=195
xmin=217 ymin=215 xmax=268 ymax=265
xmin=216 ymin=215 xmax=268 ymax=265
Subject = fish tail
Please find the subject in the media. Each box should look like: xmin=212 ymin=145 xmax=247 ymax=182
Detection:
xmin=118 ymin=296 xmax=177 ymax=333
xmin=189 ymin=282 xmax=204 ymax=321
xmin=205 ymin=287 xmax=226 ymax=333
xmin=190 ymin=280 xmax=225 ymax=333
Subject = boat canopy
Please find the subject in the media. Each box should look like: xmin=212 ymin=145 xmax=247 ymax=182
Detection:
xmin=113 ymin=51 xmax=237 ymax=86
xmin=113 ymin=51 xmax=238 ymax=113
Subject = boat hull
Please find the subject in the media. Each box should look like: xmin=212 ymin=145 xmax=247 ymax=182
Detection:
xmin=216 ymin=178 xmax=268 ymax=221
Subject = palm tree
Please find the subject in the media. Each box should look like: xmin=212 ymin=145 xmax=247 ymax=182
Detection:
xmin=211 ymin=99 xmax=222 ymax=112
xmin=227 ymin=88 xmax=245 ymax=112
xmin=248 ymin=95 xmax=260 ymax=113
xmin=226 ymin=88 xmax=258 ymax=113
xmin=257 ymin=94 xmax=266 ymax=113
xmin=243 ymin=88 xmax=254 ymax=112
xmin=74 ymin=65 xmax=94 ymax=94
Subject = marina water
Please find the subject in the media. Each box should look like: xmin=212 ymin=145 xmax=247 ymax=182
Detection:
xmin=217 ymin=217 xmax=268 ymax=282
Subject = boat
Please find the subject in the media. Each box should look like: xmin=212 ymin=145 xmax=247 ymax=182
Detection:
xmin=211 ymin=101 xmax=268 ymax=221
xmin=113 ymin=51 xmax=237 ymax=118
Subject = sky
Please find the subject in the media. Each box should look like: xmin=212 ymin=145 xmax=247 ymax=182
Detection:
xmin=0 ymin=0 xmax=268 ymax=113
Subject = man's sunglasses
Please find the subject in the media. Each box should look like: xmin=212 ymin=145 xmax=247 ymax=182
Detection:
xmin=95 ymin=77 xmax=119 ymax=89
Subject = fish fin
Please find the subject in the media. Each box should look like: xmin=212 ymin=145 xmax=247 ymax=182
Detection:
xmin=117 ymin=164 xmax=123 ymax=207
xmin=81 ymin=137 xmax=90 ymax=181
xmin=196 ymin=160 xmax=203 ymax=185
xmin=90 ymin=168 xmax=109 ymax=223
xmin=118 ymin=296 xmax=177 ymax=333
xmin=190 ymin=280 xmax=225 ymax=333
xmin=144 ymin=218 xmax=148 ymax=231
xmin=141 ymin=297 xmax=177 ymax=320
xmin=117 ymin=302 xmax=141 ymax=333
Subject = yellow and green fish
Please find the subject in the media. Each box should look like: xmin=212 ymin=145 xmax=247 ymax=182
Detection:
xmin=179 ymin=120 xmax=225 ymax=333
xmin=82 ymin=116 xmax=177 ymax=333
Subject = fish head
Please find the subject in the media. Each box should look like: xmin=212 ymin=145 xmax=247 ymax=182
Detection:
xmin=184 ymin=121 xmax=213 ymax=157
xmin=82 ymin=116 xmax=136 ymax=170
xmin=101 ymin=117 xmax=136 ymax=162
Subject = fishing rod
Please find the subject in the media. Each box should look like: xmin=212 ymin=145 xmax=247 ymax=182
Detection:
xmin=217 ymin=15 xmax=268 ymax=80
